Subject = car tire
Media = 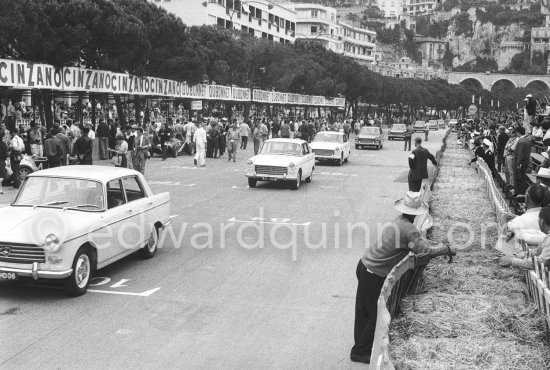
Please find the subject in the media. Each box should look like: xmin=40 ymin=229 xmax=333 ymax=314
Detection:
xmin=140 ymin=226 xmax=159 ymax=259
xmin=338 ymin=153 xmax=344 ymax=166
xmin=19 ymin=166 xmax=32 ymax=181
xmin=344 ymin=153 xmax=349 ymax=163
xmin=355 ymin=144 xmax=359 ymax=149
xmin=64 ymin=246 xmax=93 ymax=297
xmin=305 ymin=170 xmax=313 ymax=183
xmin=291 ymin=171 xmax=301 ymax=190
xmin=248 ymin=178 xmax=257 ymax=188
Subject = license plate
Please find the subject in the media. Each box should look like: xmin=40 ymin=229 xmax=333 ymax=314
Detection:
xmin=0 ymin=272 xmax=17 ymax=280
xmin=265 ymin=177 xmax=279 ymax=181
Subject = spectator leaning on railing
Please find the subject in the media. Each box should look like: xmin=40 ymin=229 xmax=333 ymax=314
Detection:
xmin=500 ymin=206 xmax=550 ymax=269
xmin=350 ymin=191 xmax=456 ymax=365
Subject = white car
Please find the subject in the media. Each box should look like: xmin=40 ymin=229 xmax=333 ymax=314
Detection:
xmin=245 ymin=139 xmax=315 ymax=190
xmin=310 ymin=131 xmax=350 ymax=165
xmin=0 ymin=166 xmax=172 ymax=296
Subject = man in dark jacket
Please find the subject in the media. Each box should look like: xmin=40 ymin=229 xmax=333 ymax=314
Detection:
xmin=525 ymin=94 xmax=537 ymax=135
xmin=158 ymin=121 xmax=174 ymax=161
xmin=44 ymin=129 xmax=63 ymax=168
xmin=408 ymin=137 xmax=437 ymax=192
xmin=96 ymin=119 xmax=110 ymax=160
xmin=515 ymin=126 xmax=532 ymax=196
xmin=74 ymin=127 xmax=93 ymax=165
xmin=496 ymin=126 xmax=509 ymax=172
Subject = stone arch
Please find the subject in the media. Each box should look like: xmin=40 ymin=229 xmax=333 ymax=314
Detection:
xmin=490 ymin=78 xmax=517 ymax=92
xmin=460 ymin=77 xmax=484 ymax=90
xmin=524 ymin=79 xmax=550 ymax=95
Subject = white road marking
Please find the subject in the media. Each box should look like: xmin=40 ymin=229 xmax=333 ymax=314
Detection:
xmin=227 ymin=217 xmax=311 ymax=226
xmin=88 ymin=287 xmax=161 ymax=297
xmin=161 ymin=165 xmax=205 ymax=170
xmin=149 ymin=181 xmax=196 ymax=187
xmin=232 ymin=185 xmax=250 ymax=189
xmin=317 ymin=172 xmax=357 ymax=177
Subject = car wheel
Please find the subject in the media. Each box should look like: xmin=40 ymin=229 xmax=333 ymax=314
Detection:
xmin=344 ymin=153 xmax=349 ymax=163
xmin=140 ymin=226 xmax=159 ymax=259
xmin=64 ymin=246 xmax=92 ymax=297
xmin=248 ymin=178 xmax=257 ymax=188
xmin=19 ymin=166 xmax=32 ymax=180
xmin=355 ymin=144 xmax=359 ymax=149
xmin=338 ymin=153 xmax=343 ymax=166
xmin=291 ymin=171 xmax=301 ymax=190
xmin=305 ymin=170 xmax=313 ymax=183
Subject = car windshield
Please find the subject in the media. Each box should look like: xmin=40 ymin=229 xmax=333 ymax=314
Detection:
xmin=13 ymin=177 xmax=104 ymax=211
xmin=260 ymin=142 xmax=302 ymax=156
xmin=359 ymin=127 xmax=379 ymax=135
xmin=415 ymin=121 xmax=425 ymax=125
xmin=313 ymin=133 xmax=343 ymax=143
xmin=392 ymin=124 xmax=406 ymax=130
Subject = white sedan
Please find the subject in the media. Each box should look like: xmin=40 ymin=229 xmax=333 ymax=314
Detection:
xmin=0 ymin=166 xmax=173 ymax=296
xmin=310 ymin=131 xmax=350 ymax=165
xmin=245 ymin=139 xmax=315 ymax=190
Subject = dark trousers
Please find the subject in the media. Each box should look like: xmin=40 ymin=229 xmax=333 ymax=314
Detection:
xmin=424 ymin=130 xmax=429 ymax=141
xmin=351 ymin=260 xmax=386 ymax=357
xmin=98 ymin=137 xmax=109 ymax=160
xmin=48 ymin=156 xmax=61 ymax=168
xmin=212 ymin=139 xmax=219 ymax=158
xmin=408 ymin=175 xmax=422 ymax=192
xmin=10 ymin=157 xmax=20 ymax=187
xmin=206 ymin=139 xmax=214 ymax=158
xmin=161 ymin=143 xmax=168 ymax=160
xmin=241 ymin=136 xmax=248 ymax=149
xmin=404 ymin=137 xmax=411 ymax=151
xmin=516 ymin=170 xmax=529 ymax=196
xmin=497 ymin=154 xmax=504 ymax=172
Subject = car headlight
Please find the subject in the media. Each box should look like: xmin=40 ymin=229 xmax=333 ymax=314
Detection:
xmin=43 ymin=233 xmax=61 ymax=253
xmin=288 ymin=163 xmax=296 ymax=171
xmin=335 ymin=147 xmax=340 ymax=151
xmin=246 ymin=160 xmax=254 ymax=167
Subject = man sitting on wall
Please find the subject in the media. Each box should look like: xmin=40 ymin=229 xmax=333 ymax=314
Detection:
xmin=351 ymin=191 xmax=456 ymax=364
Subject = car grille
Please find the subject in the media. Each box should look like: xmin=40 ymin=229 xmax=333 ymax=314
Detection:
xmin=255 ymin=165 xmax=288 ymax=176
xmin=359 ymin=138 xmax=375 ymax=143
xmin=0 ymin=243 xmax=45 ymax=264
xmin=313 ymin=149 xmax=334 ymax=156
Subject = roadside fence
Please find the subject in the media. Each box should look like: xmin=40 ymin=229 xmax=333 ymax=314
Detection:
xmin=369 ymin=129 xmax=450 ymax=369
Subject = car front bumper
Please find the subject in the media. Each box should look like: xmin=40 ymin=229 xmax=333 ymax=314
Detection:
xmin=356 ymin=142 xmax=381 ymax=147
xmin=0 ymin=262 xmax=72 ymax=280
xmin=246 ymin=172 xmax=298 ymax=181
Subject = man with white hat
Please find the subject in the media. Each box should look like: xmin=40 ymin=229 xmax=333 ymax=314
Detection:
xmin=350 ymin=191 xmax=456 ymax=364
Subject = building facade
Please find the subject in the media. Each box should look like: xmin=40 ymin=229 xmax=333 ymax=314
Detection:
xmin=367 ymin=57 xmax=447 ymax=80
xmin=531 ymin=5 xmax=550 ymax=74
xmin=150 ymin=0 xmax=296 ymax=44
xmin=290 ymin=3 xmax=376 ymax=64
xmin=403 ymin=0 xmax=441 ymax=16
xmin=415 ymin=37 xmax=446 ymax=62
xmin=376 ymin=0 xmax=402 ymax=19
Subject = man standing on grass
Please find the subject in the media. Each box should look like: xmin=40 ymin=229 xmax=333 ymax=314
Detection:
xmin=351 ymin=191 xmax=456 ymax=364
xmin=408 ymin=137 xmax=437 ymax=192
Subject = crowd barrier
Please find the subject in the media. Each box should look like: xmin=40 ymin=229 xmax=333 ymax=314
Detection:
xmin=369 ymin=128 xmax=450 ymax=369
xmin=474 ymin=153 xmax=550 ymax=330
xmin=520 ymin=240 xmax=550 ymax=328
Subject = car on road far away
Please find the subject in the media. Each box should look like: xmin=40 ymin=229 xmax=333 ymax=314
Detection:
xmin=2 ymin=154 xmax=39 ymax=186
xmin=388 ymin=124 xmax=407 ymax=140
xmin=245 ymin=138 xmax=314 ymax=190
xmin=310 ymin=131 xmax=350 ymax=165
xmin=428 ymin=120 xmax=439 ymax=131
xmin=356 ymin=126 xmax=384 ymax=150
xmin=438 ymin=119 xmax=446 ymax=129
xmin=414 ymin=120 xmax=426 ymax=133
xmin=0 ymin=166 xmax=173 ymax=296
xmin=449 ymin=119 xmax=458 ymax=131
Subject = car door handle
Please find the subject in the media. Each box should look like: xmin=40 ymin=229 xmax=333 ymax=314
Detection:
xmin=127 ymin=209 xmax=133 ymax=214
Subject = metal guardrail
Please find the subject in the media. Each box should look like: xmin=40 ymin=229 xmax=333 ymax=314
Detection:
xmin=369 ymin=128 xmax=451 ymax=369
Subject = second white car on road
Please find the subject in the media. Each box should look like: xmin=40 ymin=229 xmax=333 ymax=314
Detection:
xmin=310 ymin=131 xmax=350 ymax=166
xmin=245 ymin=139 xmax=315 ymax=190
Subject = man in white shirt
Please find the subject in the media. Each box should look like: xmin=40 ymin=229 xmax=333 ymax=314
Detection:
xmin=193 ymin=120 xmax=207 ymax=167
xmin=239 ymin=121 xmax=249 ymax=150
xmin=500 ymin=184 xmax=546 ymax=255
xmin=9 ymin=128 xmax=25 ymax=188
xmin=86 ymin=123 xmax=96 ymax=140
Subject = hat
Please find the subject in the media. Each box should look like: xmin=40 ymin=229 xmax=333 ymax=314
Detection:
xmin=483 ymin=138 xmax=492 ymax=147
xmin=130 ymin=124 xmax=138 ymax=129
xmin=393 ymin=192 xmax=429 ymax=216
xmin=536 ymin=168 xmax=550 ymax=179
xmin=527 ymin=94 xmax=533 ymax=98
xmin=222 ymin=118 xmax=228 ymax=121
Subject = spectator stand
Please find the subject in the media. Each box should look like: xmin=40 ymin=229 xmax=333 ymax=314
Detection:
xmin=369 ymin=129 xmax=450 ymax=369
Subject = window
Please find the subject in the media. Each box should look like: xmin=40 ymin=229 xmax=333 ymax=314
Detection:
xmin=217 ymin=17 xmax=225 ymax=28
xmin=107 ymin=179 xmax=125 ymax=209
xmin=302 ymin=144 xmax=310 ymax=155
xmin=262 ymin=32 xmax=267 ymax=38
xmin=311 ymin=10 xmax=318 ymax=18
xmin=268 ymin=34 xmax=273 ymax=41
xmin=249 ymin=28 xmax=255 ymax=36
xmin=123 ymin=177 xmax=146 ymax=203
xmin=311 ymin=25 xmax=318 ymax=34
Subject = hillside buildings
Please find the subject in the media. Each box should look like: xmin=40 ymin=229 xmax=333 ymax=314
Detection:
xmin=531 ymin=4 xmax=550 ymax=74
xmin=150 ymin=0 xmax=377 ymax=64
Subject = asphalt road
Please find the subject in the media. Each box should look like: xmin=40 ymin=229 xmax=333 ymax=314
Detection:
xmin=0 ymin=128 xmax=445 ymax=369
